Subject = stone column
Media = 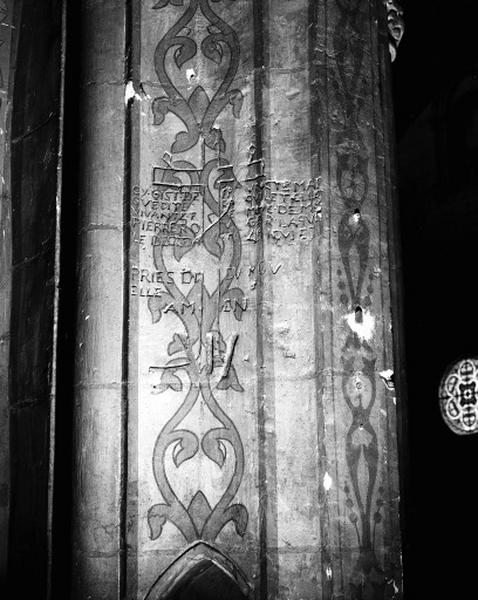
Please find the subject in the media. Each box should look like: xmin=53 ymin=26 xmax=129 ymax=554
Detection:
xmin=0 ymin=0 xmax=15 ymax=583
xmin=70 ymin=1 xmax=127 ymax=599
xmin=3 ymin=1 xmax=63 ymax=596
xmin=72 ymin=1 xmax=404 ymax=599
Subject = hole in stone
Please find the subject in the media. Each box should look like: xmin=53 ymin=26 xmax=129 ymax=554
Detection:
xmin=186 ymin=68 xmax=197 ymax=83
xmin=350 ymin=208 xmax=361 ymax=225
xmin=355 ymin=305 xmax=363 ymax=323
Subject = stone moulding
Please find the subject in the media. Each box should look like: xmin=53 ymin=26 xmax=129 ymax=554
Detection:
xmin=383 ymin=0 xmax=405 ymax=61
xmin=144 ymin=540 xmax=252 ymax=600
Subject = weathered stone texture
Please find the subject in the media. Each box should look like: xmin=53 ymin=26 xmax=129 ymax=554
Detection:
xmin=3 ymin=0 xmax=63 ymax=596
xmin=72 ymin=1 xmax=403 ymax=598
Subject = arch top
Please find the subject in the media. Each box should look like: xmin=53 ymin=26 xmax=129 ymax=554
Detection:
xmin=145 ymin=541 xmax=252 ymax=600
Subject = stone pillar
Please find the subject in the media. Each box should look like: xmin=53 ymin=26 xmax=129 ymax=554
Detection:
xmin=0 ymin=0 xmax=15 ymax=583
xmin=71 ymin=1 xmax=127 ymax=598
xmin=3 ymin=0 xmax=63 ymax=596
xmin=72 ymin=1 xmax=404 ymax=598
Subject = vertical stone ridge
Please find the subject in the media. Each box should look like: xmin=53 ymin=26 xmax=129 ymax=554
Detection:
xmin=308 ymin=1 xmax=335 ymax=597
xmin=323 ymin=0 xmax=403 ymax=596
xmin=71 ymin=1 xmax=127 ymax=597
xmin=47 ymin=1 xmax=68 ymax=597
xmin=120 ymin=0 xmax=133 ymax=598
xmin=251 ymin=1 xmax=268 ymax=598
xmin=376 ymin=0 xmax=407 ymax=590
xmin=0 ymin=0 xmax=15 ymax=585
xmin=7 ymin=0 xmax=62 ymax=596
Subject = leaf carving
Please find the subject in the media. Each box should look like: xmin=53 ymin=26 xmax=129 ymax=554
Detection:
xmin=202 ymin=221 xmax=224 ymax=259
xmin=202 ymin=36 xmax=224 ymax=64
xmin=217 ymin=364 xmax=244 ymax=392
xmin=172 ymin=431 xmax=199 ymax=467
xmin=188 ymin=86 xmax=210 ymax=122
xmin=173 ymin=226 xmax=196 ymax=261
xmin=147 ymin=504 xmax=169 ymax=540
xmin=174 ymin=37 xmax=197 ymax=69
xmin=168 ymin=333 xmax=185 ymax=355
xmin=188 ymin=491 xmax=212 ymax=533
xmin=226 ymin=503 xmax=248 ymax=537
xmin=148 ymin=293 xmax=173 ymax=324
xmin=153 ymin=0 xmax=184 ymax=8
xmin=152 ymin=370 xmax=183 ymax=394
xmin=151 ymin=97 xmax=169 ymax=126
xmin=172 ymin=129 xmax=200 ymax=154
xmin=204 ymin=127 xmax=225 ymax=152
xmin=228 ymin=89 xmax=244 ymax=118
xmin=202 ymin=428 xmax=227 ymax=468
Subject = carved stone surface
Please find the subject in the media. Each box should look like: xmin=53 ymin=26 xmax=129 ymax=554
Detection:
xmin=73 ymin=1 xmax=404 ymax=598
xmin=383 ymin=0 xmax=404 ymax=62
xmin=0 ymin=0 xmax=13 ymax=582
xmin=4 ymin=0 xmax=63 ymax=596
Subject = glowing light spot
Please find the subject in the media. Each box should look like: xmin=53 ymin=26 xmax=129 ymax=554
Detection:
xmin=345 ymin=309 xmax=375 ymax=341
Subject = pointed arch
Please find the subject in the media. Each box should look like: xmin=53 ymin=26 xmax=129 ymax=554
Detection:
xmin=145 ymin=541 xmax=252 ymax=600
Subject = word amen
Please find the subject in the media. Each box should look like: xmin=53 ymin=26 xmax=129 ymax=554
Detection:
xmin=129 ymin=292 xmax=249 ymax=316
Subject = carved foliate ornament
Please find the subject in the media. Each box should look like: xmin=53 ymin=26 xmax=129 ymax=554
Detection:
xmin=439 ymin=358 xmax=478 ymax=435
xmin=383 ymin=0 xmax=404 ymax=62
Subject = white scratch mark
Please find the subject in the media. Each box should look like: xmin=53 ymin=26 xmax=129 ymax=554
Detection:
xmin=345 ymin=309 xmax=375 ymax=341
xmin=125 ymin=80 xmax=148 ymax=104
xmin=186 ymin=68 xmax=197 ymax=83
xmin=379 ymin=369 xmax=395 ymax=390
xmin=125 ymin=80 xmax=136 ymax=104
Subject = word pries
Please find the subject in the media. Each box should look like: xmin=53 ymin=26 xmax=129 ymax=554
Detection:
xmin=130 ymin=267 xmax=203 ymax=298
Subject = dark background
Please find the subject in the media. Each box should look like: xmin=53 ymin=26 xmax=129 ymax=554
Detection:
xmin=393 ymin=0 xmax=478 ymax=597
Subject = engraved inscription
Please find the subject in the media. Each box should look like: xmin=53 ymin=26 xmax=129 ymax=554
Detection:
xmin=245 ymin=178 xmax=322 ymax=244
